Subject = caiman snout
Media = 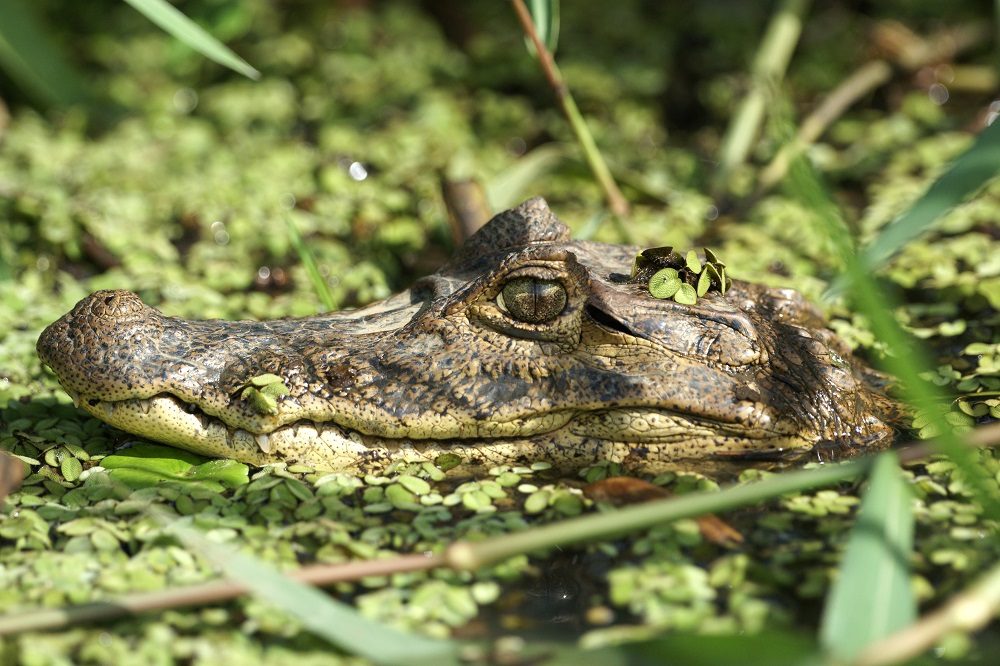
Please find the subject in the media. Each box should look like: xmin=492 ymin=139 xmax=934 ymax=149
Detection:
xmin=38 ymin=290 xmax=164 ymax=402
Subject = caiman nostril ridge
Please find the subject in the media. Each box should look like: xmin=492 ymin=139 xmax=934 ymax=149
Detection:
xmin=80 ymin=289 xmax=149 ymax=323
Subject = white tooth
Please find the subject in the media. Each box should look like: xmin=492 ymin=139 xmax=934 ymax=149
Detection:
xmin=139 ymin=400 xmax=151 ymax=414
xmin=70 ymin=393 xmax=80 ymax=408
xmin=255 ymin=433 xmax=271 ymax=454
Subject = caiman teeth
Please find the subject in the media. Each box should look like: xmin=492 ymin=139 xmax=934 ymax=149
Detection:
xmin=255 ymin=433 xmax=271 ymax=454
xmin=139 ymin=399 xmax=151 ymax=415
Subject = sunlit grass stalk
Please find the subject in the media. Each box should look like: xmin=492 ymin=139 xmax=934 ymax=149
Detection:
xmin=446 ymin=458 xmax=870 ymax=570
xmin=511 ymin=0 xmax=629 ymax=218
xmin=712 ymin=0 xmax=809 ymax=193
xmin=784 ymin=156 xmax=1000 ymax=520
xmin=283 ymin=213 xmax=336 ymax=312
xmin=0 ymin=548 xmax=444 ymax=637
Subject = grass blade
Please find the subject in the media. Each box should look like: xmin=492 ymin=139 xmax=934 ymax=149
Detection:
xmin=527 ymin=0 xmax=560 ymax=54
xmin=170 ymin=519 xmax=460 ymax=665
xmin=819 ymin=453 xmax=915 ymax=662
xmin=122 ymin=0 xmax=259 ymax=80
xmin=284 ymin=214 xmax=336 ymax=312
xmin=851 ymin=118 xmax=1000 ymax=278
xmin=0 ymin=0 xmax=90 ymax=106
xmin=510 ymin=0 xmax=629 ymax=217
xmin=784 ymin=151 xmax=1000 ymax=521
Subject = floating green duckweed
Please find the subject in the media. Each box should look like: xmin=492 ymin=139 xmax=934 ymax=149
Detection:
xmin=648 ymin=268 xmax=682 ymax=299
xmin=632 ymin=246 xmax=731 ymax=305
xmin=240 ymin=374 xmax=291 ymax=415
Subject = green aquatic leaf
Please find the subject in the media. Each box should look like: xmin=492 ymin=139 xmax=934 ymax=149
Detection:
xmin=60 ymin=456 xmax=83 ymax=482
xmin=697 ymin=270 xmax=711 ymax=297
xmin=648 ymin=268 xmax=682 ymax=299
xmin=183 ymin=459 xmax=250 ymax=488
xmin=685 ymin=249 xmax=702 ymax=274
xmin=102 ymin=443 xmax=206 ymax=476
xmin=703 ymin=247 xmax=724 ymax=266
xmin=248 ymin=373 xmax=284 ymax=387
xmin=260 ymin=382 xmax=290 ymax=399
xmin=122 ymin=0 xmax=259 ymax=80
xmin=242 ymin=386 xmax=278 ymax=414
xmin=674 ymin=283 xmax=698 ymax=305
xmin=820 ymin=452 xmax=915 ymax=661
xmin=102 ymin=443 xmax=248 ymax=490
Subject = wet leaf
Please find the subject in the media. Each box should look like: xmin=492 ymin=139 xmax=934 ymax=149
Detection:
xmin=703 ymin=247 xmax=724 ymax=266
xmin=434 ymin=453 xmax=463 ymax=471
xmin=103 ymin=444 xmax=207 ymax=476
xmin=184 ymin=459 xmax=250 ymax=489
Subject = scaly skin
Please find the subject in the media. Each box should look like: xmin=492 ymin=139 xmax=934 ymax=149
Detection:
xmin=37 ymin=198 xmax=899 ymax=472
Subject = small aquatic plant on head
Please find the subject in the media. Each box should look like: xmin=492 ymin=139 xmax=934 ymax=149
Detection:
xmin=631 ymin=246 xmax=731 ymax=304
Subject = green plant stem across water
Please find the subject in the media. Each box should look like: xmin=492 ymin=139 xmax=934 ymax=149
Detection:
xmin=511 ymin=0 xmax=629 ymax=218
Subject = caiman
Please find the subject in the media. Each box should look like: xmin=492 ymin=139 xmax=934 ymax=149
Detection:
xmin=37 ymin=198 xmax=898 ymax=473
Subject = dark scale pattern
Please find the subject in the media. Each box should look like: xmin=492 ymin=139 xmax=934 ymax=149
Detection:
xmin=36 ymin=197 xmax=900 ymax=471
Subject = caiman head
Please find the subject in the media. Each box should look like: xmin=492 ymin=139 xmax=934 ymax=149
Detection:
xmin=37 ymin=198 xmax=897 ymax=473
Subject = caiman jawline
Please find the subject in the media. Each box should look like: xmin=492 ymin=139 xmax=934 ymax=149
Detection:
xmin=71 ymin=389 xmax=802 ymax=464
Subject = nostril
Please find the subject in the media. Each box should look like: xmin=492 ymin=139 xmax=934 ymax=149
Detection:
xmin=85 ymin=290 xmax=148 ymax=322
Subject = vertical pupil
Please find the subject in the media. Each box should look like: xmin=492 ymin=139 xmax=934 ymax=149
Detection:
xmin=500 ymin=277 xmax=566 ymax=323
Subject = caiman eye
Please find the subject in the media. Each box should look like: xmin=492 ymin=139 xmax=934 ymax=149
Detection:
xmin=497 ymin=276 xmax=567 ymax=323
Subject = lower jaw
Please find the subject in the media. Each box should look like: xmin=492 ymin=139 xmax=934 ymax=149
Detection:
xmin=75 ymin=394 xmax=815 ymax=474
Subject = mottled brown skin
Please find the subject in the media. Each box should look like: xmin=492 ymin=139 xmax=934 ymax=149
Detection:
xmin=37 ymin=198 xmax=898 ymax=472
